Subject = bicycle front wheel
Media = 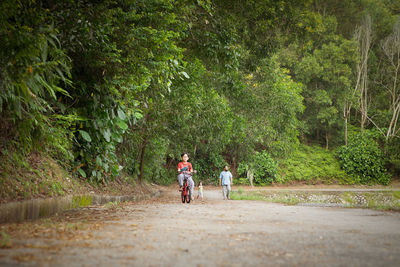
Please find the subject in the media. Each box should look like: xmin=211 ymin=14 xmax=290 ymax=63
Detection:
xmin=181 ymin=191 xmax=186 ymax=203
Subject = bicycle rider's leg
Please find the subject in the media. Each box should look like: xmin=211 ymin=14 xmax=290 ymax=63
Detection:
xmin=188 ymin=176 xmax=195 ymax=199
xmin=177 ymin=173 xmax=184 ymax=187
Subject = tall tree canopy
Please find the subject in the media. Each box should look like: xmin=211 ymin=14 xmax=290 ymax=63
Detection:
xmin=1 ymin=0 xmax=399 ymax=185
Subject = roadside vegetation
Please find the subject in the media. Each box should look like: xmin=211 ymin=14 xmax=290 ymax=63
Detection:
xmin=1 ymin=1 xmax=400 ymax=202
xmin=231 ymin=189 xmax=400 ymax=211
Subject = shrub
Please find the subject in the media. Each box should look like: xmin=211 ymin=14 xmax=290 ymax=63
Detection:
xmin=337 ymin=132 xmax=390 ymax=185
xmin=237 ymin=151 xmax=278 ymax=185
xmin=278 ymin=144 xmax=351 ymax=184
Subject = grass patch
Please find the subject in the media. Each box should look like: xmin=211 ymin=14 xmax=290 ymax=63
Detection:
xmin=72 ymin=195 xmax=93 ymax=209
xmin=393 ymin=191 xmax=400 ymax=199
xmin=231 ymin=191 xmax=301 ymax=205
xmin=231 ymin=189 xmax=400 ymax=211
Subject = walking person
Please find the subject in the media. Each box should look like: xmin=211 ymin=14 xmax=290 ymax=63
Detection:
xmin=219 ymin=165 xmax=233 ymax=200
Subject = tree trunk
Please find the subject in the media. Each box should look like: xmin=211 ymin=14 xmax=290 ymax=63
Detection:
xmin=344 ymin=116 xmax=348 ymax=146
xmin=138 ymin=138 xmax=148 ymax=183
xmin=325 ymin=131 xmax=329 ymax=150
xmin=355 ymin=14 xmax=372 ymax=132
xmin=387 ymin=100 xmax=400 ymax=139
xmin=382 ymin=21 xmax=400 ymax=140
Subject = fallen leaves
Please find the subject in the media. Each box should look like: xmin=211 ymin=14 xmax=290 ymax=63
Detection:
xmin=12 ymin=253 xmax=36 ymax=263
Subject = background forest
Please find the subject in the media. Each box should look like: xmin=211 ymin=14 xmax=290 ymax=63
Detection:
xmin=1 ymin=0 xmax=400 ymax=199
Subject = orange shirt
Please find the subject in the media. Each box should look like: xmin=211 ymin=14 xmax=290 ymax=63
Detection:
xmin=178 ymin=162 xmax=192 ymax=172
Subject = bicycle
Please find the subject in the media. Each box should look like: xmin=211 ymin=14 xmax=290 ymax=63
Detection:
xmin=180 ymin=170 xmax=196 ymax=203
xmin=181 ymin=176 xmax=191 ymax=203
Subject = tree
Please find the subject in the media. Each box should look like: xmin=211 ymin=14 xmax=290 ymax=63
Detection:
xmin=232 ymin=57 xmax=304 ymax=158
xmin=381 ymin=19 xmax=400 ymax=140
xmin=354 ymin=14 xmax=373 ymax=132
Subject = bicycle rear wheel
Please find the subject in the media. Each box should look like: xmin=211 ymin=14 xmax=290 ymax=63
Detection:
xmin=186 ymin=190 xmax=191 ymax=203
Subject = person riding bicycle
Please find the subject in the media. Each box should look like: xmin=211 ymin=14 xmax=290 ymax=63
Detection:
xmin=177 ymin=152 xmax=195 ymax=201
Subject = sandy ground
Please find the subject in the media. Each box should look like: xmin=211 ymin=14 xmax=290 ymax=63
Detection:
xmin=1 ymin=187 xmax=400 ymax=267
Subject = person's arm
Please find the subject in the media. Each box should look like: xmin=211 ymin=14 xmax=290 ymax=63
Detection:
xmin=219 ymin=172 xmax=222 ymax=186
xmin=177 ymin=162 xmax=181 ymax=173
xmin=188 ymin=163 xmax=193 ymax=174
xmin=230 ymin=172 xmax=233 ymax=186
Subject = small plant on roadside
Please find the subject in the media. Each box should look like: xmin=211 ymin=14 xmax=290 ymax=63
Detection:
xmin=0 ymin=232 xmax=12 ymax=248
xmin=51 ymin=182 xmax=64 ymax=196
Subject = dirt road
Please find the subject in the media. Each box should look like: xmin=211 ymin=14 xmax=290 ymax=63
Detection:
xmin=1 ymin=187 xmax=400 ymax=266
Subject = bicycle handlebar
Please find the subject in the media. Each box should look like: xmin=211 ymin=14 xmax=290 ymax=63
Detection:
xmin=178 ymin=170 xmax=197 ymax=174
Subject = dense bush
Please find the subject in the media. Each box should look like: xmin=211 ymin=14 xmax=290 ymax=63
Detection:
xmin=337 ymin=132 xmax=390 ymax=185
xmin=384 ymin=138 xmax=400 ymax=177
xmin=237 ymin=151 xmax=278 ymax=185
xmin=278 ymin=145 xmax=351 ymax=184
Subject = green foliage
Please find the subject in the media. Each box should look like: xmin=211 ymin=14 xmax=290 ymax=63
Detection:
xmin=283 ymin=14 xmax=358 ymax=148
xmin=192 ymin=153 xmax=228 ymax=184
xmin=0 ymin=232 xmax=12 ymax=248
xmin=233 ymin=178 xmax=250 ymax=186
xmin=227 ymin=56 xmax=304 ymax=164
xmin=1 ymin=0 xmax=399 ymax=189
xmin=238 ymin=151 xmax=278 ymax=185
xmin=53 ymin=0 xmax=184 ymax=182
xmin=0 ymin=0 xmax=72 ymax=155
xmin=338 ymin=132 xmax=391 ymax=185
xmin=142 ymin=137 xmax=174 ymax=185
xmin=74 ymin=106 xmax=129 ymax=182
xmin=278 ymin=144 xmax=352 ymax=184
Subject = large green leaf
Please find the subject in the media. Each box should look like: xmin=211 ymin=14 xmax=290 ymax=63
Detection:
xmin=111 ymin=165 xmax=119 ymax=176
xmin=77 ymin=168 xmax=86 ymax=178
xmin=79 ymin=130 xmax=92 ymax=142
xmin=112 ymin=132 xmax=123 ymax=143
xmin=181 ymin=71 xmax=190 ymax=79
xmin=116 ymin=120 xmax=128 ymax=131
xmin=134 ymin=112 xmax=143 ymax=119
xmin=117 ymin=108 xmax=126 ymax=120
xmin=103 ymin=129 xmax=111 ymax=142
xmin=96 ymin=156 xmax=102 ymax=167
